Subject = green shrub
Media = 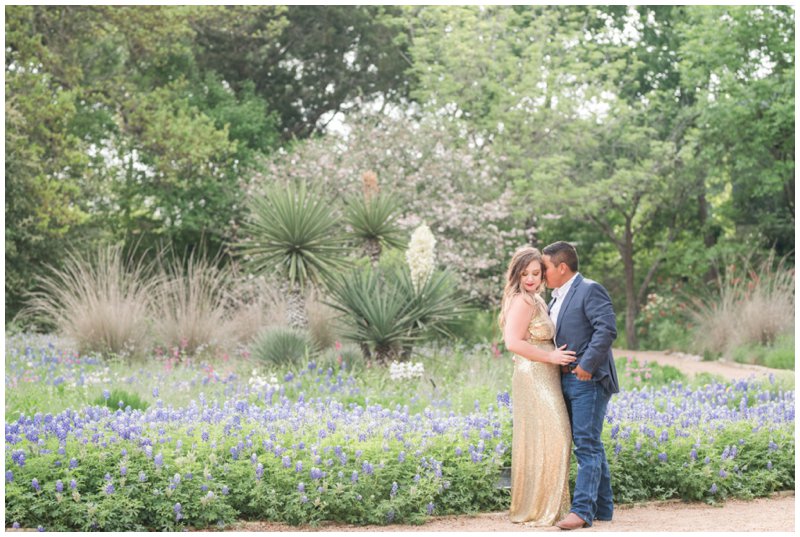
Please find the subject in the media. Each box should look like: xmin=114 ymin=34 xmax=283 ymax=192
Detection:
xmin=317 ymin=342 xmax=366 ymax=373
xmin=250 ymin=327 xmax=314 ymax=367
xmin=763 ymin=335 xmax=795 ymax=370
xmin=730 ymin=333 xmax=794 ymax=370
xmin=91 ymin=389 xmax=149 ymax=411
xmin=614 ymin=356 xmax=686 ymax=390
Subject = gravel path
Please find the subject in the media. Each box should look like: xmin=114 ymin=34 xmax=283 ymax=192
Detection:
xmin=225 ymin=492 xmax=795 ymax=532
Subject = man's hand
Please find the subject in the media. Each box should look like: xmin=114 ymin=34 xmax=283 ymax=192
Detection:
xmin=573 ymin=365 xmax=592 ymax=381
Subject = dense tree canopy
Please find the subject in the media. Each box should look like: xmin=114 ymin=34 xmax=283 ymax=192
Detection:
xmin=5 ymin=5 xmax=794 ymax=348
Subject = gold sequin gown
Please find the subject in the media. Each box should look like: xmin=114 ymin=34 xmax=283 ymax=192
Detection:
xmin=509 ymin=302 xmax=572 ymax=525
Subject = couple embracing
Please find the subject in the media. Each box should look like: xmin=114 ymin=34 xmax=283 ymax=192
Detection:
xmin=500 ymin=241 xmax=619 ymax=530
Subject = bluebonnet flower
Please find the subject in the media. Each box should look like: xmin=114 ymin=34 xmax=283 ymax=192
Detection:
xmin=153 ymin=387 xmax=159 ymax=398
xmin=310 ymin=467 xmax=325 ymax=480
xmin=455 ymin=447 xmax=462 ymax=456
xmin=201 ymin=430 xmax=209 ymax=442
xmin=221 ymin=486 xmax=229 ymax=495
xmin=295 ymin=461 xmax=303 ymax=473
xmin=690 ymin=449 xmax=698 ymax=461
xmin=362 ymin=461 xmax=374 ymax=475
xmin=398 ymin=451 xmax=406 ymax=463
xmin=104 ymin=473 xmax=112 ymax=482
xmin=614 ymin=443 xmax=622 ymax=456
xmin=351 ymin=471 xmax=359 ymax=483
xmin=282 ymin=456 xmax=291 ymax=468
xmin=55 ymin=480 xmax=64 ymax=493
xmin=390 ymin=482 xmax=398 ymax=498
xmin=139 ymin=471 xmax=147 ymax=482
xmin=174 ymin=503 xmax=182 ymax=521
xmin=32 ymin=478 xmax=40 ymax=491
xmin=658 ymin=452 xmax=667 ymax=463
xmin=12 ymin=523 xmax=19 ymax=529
xmin=105 ymin=483 xmax=115 ymax=495
xmin=704 ymin=456 xmax=711 ymax=465
xmin=255 ymin=463 xmax=264 ymax=480
xmin=767 ymin=461 xmax=773 ymax=470
xmin=426 ymin=502 xmax=435 ymax=515
xmin=154 ymin=453 xmax=164 ymax=468
xmin=250 ymin=453 xmax=258 ymax=464
xmin=37 ymin=526 xmax=44 ymax=532
xmin=298 ymin=482 xmax=305 ymax=493
xmin=120 ymin=466 xmax=127 ymax=477
xmin=710 ymin=483 xmax=718 ymax=494
xmin=173 ymin=473 xmax=181 ymax=485
xmin=768 ymin=441 xmax=779 ymax=451
xmin=611 ymin=424 xmax=620 ymax=439
xmin=70 ymin=479 xmax=77 ymax=490
xmin=5 ymin=470 xmax=12 ymax=483
xmin=300 ymin=494 xmax=308 ymax=503
xmin=103 ymin=389 xmax=110 ymax=400
xmin=12 ymin=450 xmax=25 ymax=467
xmin=719 ymin=469 xmax=728 ymax=478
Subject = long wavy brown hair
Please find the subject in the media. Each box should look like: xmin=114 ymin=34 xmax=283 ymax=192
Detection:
xmin=498 ymin=246 xmax=548 ymax=329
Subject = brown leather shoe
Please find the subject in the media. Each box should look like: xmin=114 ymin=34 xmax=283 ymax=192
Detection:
xmin=556 ymin=513 xmax=588 ymax=530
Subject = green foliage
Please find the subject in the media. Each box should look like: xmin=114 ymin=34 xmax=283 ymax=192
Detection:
xmin=614 ymin=356 xmax=687 ymax=391
xmin=250 ymin=328 xmax=314 ymax=368
xmin=239 ymin=181 xmax=347 ymax=289
xmin=344 ymin=191 xmax=406 ymax=262
xmin=732 ymin=333 xmax=795 ymax=371
xmin=92 ymin=389 xmax=150 ymax=411
xmin=325 ymin=267 xmax=418 ymax=362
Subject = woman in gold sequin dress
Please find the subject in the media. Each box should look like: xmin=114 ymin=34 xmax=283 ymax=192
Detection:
xmin=500 ymin=246 xmax=575 ymax=526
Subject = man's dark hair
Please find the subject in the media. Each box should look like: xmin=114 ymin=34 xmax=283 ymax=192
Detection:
xmin=543 ymin=241 xmax=579 ymax=272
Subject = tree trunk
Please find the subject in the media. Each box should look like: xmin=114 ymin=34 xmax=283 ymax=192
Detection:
xmin=286 ymin=283 xmax=308 ymax=330
xmin=365 ymin=238 xmax=382 ymax=268
xmin=621 ymin=224 xmax=639 ymax=350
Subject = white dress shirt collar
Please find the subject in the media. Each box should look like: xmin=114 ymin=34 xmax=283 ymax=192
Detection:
xmin=552 ymin=272 xmax=580 ymax=300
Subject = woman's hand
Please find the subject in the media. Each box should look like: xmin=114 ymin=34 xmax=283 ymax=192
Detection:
xmin=548 ymin=345 xmax=576 ymax=365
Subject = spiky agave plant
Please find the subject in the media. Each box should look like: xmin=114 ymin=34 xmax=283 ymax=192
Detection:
xmin=238 ymin=181 xmax=347 ymax=329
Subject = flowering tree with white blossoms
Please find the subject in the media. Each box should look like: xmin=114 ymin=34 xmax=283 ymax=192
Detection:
xmin=247 ymin=112 xmax=529 ymax=305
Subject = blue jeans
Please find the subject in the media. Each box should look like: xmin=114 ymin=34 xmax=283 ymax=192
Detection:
xmin=561 ymin=374 xmax=614 ymax=525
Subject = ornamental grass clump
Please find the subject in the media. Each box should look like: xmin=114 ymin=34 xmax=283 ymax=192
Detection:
xmin=689 ymin=251 xmax=794 ymax=359
xmin=150 ymin=252 xmax=231 ymax=356
xmin=22 ymin=245 xmax=155 ymax=358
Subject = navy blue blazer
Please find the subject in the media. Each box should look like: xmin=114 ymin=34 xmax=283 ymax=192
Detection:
xmin=549 ymin=274 xmax=619 ymax=394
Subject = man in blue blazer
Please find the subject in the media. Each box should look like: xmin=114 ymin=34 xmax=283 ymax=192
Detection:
xmin=542 ymin=241 xmax=619 ymax=530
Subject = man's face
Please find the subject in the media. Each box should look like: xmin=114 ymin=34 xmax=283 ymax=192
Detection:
xmin=543 ymin=254 xmax=565 ymax=289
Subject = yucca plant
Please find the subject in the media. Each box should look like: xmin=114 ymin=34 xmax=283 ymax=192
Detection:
xmin=344 ymin=191 xmax=406 ymax=266
xmin=395 ymin=265 xmax=473 ymax=341
xmin=238 ymin=181 xmax=348 ymax=329
xmin=325 ymin=267 xmax=420 ymax=364
xmin=23 ymin=245 xmax=155 ymax=358
xmin=151 ymin=251 xmax=231 ymax=356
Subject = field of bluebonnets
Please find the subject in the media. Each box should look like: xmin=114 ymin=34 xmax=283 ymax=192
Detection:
xmin=4 ymin=330 xmax=795 ymax=531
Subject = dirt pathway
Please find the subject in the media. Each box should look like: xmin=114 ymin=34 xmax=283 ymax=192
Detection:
xmin=612 ymin=348 xmax=794 ymax=382
xmin=227 ymin=492 xmax=795 ymax=532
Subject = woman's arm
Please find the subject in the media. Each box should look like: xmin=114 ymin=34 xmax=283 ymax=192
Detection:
xmin=503 ymin=295 xmax=577 ymax=365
